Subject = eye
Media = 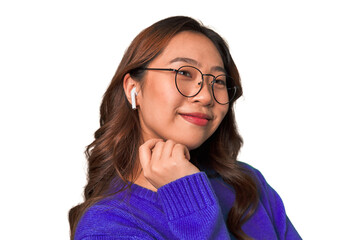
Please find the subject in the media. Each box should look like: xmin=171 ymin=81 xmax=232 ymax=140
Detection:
xmin=177 ymin=70 xmax=192 ymax=78
xmin=214 ymin=79 xmax=226 ymax=85
xmin=213 ymin=77 xmax=227 ymax=88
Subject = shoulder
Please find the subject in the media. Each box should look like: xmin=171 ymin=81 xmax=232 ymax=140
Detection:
xmin=236 ymin=161 xmax=269 ymax=188
xmin=236 ymin=162 xmax=302 ymax=239
xmin=204 ymin=161 xmax=277 ymax=199
xmin=74 ymin=195 xmax=143 ymax=240
xmin=239 ymin=162 xmax=289 ymax=225
xmin=77 ymin=198 xmax=129 ymax=225
xmin=236 ymin=161 xmax=286 ymax=211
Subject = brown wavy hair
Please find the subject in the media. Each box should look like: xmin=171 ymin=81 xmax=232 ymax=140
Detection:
xmin=69 ymin=16 xmax=259 ymax=240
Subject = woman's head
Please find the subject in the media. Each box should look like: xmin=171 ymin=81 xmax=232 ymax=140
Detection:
xmin=101 ymin=16 xmax=242 ymax=152
xmin=70 ymin=16 xmax=258 ymax=240
xmin=124 ymin=31 xmax=231 ymax=149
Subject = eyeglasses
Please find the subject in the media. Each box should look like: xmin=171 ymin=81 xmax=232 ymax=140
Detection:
xmin=141 ymin=65 xmax=237 ymax=105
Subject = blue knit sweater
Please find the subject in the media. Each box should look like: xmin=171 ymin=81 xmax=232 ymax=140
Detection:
xmin=75 ymin=165 xmax=301 ymax=240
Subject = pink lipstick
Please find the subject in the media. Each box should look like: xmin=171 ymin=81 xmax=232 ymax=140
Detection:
xmin=180 ymin=112 xmax=211 ymax=126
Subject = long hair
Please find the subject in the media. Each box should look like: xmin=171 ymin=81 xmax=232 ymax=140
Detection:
xmin=69 ymin=16 xmax=259 ymax=240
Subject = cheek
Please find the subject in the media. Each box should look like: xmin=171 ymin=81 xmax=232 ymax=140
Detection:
xmin=141 ymin=78 xmax=182 ymax=118
xmin=216 ymin=105 xmax=229 ymax=124
xmin=145 ymin=74 xmax=176 ymax=97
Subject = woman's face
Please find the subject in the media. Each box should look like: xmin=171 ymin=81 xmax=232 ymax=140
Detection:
xmin=137 ymin=31 xmax=229 ymax=150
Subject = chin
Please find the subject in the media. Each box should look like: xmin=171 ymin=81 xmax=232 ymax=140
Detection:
xmin=172 ymin=132 xmax=211 ymax=151
xmin=180 ymin=138 xmax=208 ymax=151
xmin=186 ymin=144 xmax=201 ymax=151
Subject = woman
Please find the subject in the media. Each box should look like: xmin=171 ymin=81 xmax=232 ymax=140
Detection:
xmin=69 ymin=16 xmax=301 ymax=240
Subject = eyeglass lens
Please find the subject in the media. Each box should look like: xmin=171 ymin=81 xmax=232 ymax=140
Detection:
xmin=175 ymin=66 xmax=236 ymax=104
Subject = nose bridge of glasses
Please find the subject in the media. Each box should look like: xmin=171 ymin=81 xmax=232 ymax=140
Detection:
xmin=198 ymin=74 xmax=215 ymax=99
xmin=202 ymin=73 xmax=216 ymax=86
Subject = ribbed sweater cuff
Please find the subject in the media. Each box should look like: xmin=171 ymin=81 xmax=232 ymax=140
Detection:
xmin=157 ymin=172 xmax=217 ymax=221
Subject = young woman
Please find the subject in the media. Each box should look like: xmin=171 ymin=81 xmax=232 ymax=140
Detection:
xmin=69 ymin=16 xmax=301 ymax=240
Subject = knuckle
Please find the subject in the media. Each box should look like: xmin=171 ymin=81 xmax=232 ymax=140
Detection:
xmin=150 ymin=165 xmax=161 ymax=175
xmin=155 ymin=141 xmax=164 ymax=147
xmin=169 ymin=160 xmax=178 ymax=167
xmin=174 ymin=143 xmax=184 ymax=150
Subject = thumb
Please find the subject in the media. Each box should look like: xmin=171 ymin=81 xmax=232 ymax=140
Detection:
xmin=184 ymin=146 xmax=190 ymax=161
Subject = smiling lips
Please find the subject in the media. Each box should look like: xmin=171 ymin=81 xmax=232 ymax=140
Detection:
xmin=180 ymin=112 xmax=212 ymax=126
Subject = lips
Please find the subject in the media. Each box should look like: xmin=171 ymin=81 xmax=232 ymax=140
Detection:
xmin=179 ymin=112 xmax=212 ymax=126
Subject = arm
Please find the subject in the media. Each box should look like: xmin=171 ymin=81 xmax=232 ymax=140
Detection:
xmin=75 ymin=173 xmax=230 ymax=240
xmin=138 ymin=139 xmax=231 ymax=238
xmin=158 ymin=172 xmax=231 ymax=240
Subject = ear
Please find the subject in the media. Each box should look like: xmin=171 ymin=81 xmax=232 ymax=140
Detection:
xmin=123 ymin=73 xmax=141 ymax=107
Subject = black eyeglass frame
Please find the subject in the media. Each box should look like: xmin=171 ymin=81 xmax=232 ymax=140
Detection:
xmin=140 ymin=65 xmax=237 ymax=105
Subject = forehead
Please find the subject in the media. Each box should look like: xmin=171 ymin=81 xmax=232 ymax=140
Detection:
xmin=153 ymin=31 xmax=224 ymax=68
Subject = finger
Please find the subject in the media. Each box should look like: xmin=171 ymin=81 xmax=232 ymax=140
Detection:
xmin=173 ymin=144 xmax=191 ymax=161
xmin=139 ymin=139 xmax=163 ymax=169
xmin=150 ymin=141 xmax=165 ymax=162
xmin=162 ymin=140 xmax=176 ymax=158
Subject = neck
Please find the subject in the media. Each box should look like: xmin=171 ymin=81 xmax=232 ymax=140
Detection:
xmin=133 ymin=169 xmax=158 ymax=192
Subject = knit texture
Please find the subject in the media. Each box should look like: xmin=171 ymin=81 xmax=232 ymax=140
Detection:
xmin=75 ymin=164 xmax=301 ymax=240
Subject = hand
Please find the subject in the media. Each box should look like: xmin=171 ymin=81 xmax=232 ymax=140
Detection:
xmin=139 ymin=139 xmax=200 ymax=189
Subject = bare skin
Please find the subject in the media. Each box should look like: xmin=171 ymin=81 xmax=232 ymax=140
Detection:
xmin=123 ymin=31 xmax=229 ymax=191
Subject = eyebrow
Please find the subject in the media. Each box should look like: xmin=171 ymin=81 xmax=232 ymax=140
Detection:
xmin=169 ymin=57 xmax=226 ymax=74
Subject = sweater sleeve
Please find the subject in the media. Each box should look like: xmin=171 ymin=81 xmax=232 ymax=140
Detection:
xmin=157 ymin=172 xmax=231 ymax=240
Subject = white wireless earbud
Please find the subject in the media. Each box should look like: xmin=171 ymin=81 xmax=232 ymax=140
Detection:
xmin=131 ymin=87 xmax=138 ymax=109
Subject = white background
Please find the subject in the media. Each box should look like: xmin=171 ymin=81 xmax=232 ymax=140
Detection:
xmin=1 ymin=0 xmax=359 ymax=239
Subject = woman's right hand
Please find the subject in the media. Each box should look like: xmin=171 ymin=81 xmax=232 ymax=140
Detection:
xmin=138 ymin=139 xmax=200 ymax=189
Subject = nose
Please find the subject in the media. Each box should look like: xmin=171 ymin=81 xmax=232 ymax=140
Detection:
xmin=190 ymin=75 xmax=214 ymax=106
